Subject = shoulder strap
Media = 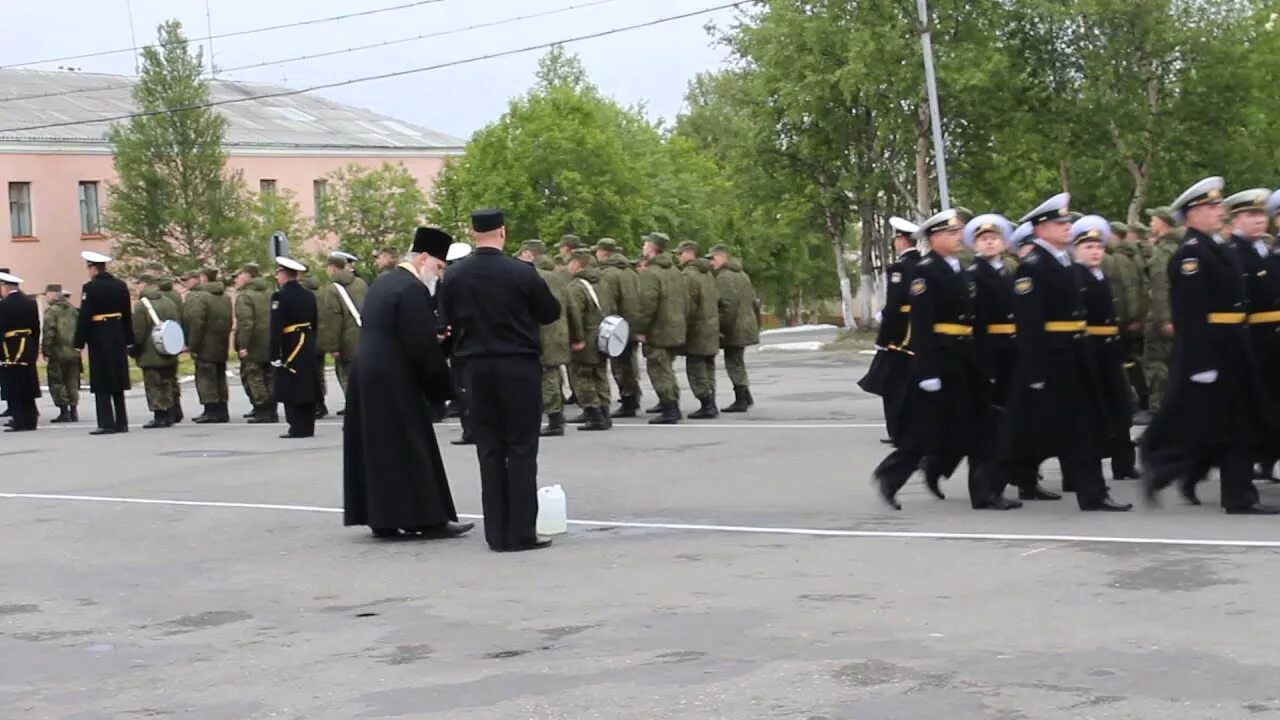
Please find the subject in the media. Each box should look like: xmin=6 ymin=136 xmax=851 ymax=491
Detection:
xmin=333 ymin=283 xmax=362 ymax=327
xmin=139 ymin=296 xmax=161 ymax=326
xmin=578 ymin=278 xmax=601 ymax=310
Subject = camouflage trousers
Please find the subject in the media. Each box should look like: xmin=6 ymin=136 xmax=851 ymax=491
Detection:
xmin=142 ymin=366 xmax=177 ymax=412
xmin=541 ymin=365 xmax=564 ymax=415
xmin=334 ymin=357 xmax=353 ymax=394
xmin=1143 ymin=335 xmax=1172 ymax=412
xmin=723 ymin=346 xmax=750 ymax=388
xmin=195 ymin=360 xmax=229 ymax=404
xmin=610 ymin=341 xmax=642 ymax=400
xmin=315 ymin=354 xmax=327 ymax=400
xmin=240 ymin=360 xmax=273 ymax=407
xmin=569 ymin=361 xmax=611 ymax=408
xmin=643 ymin=345 xmax=680 ymax=403
xmin=685 ymin=354 xmax=717 ymax=399
xmin=46 ymin=358 xmax=81 ymax=408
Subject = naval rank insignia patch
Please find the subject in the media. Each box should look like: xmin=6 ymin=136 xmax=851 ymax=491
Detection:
xmin=1014 ymin=277 xmax=1034 ymax=295
xmin=909 ymin=278 xmax=927 ymax=296
xmin=1180 ymin=258 xmax=1199 ymax=276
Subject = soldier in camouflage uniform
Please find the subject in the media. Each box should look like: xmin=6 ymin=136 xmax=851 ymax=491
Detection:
xmin=1142 ymin=207 xmax=1181 ymax=413
xmin=374 ymin=248 xmax=398 ymax=278
xmin=709 ymin=244 xmax=761 ymax=411
xmin=235 ymin=263 xmax=277 ymax=423
xmin=319 ymin=254 xmax=368 ymax=409
xmin=184 ymin=268 xmax=233 ymax=423
xmin=146 ymin=263 xmax=185 ymax=423
xmin=41 ymin=284 xmax=80 ymax=422
xmin=594 ymin=238 xmax=642 ymax=416
xmin=634 ymin=232 xmax=689 ymax=425
xmin=565 ymin=249 xmax=613 ymax=431
xmin=677 ymin=240 xmax=721 ymax=419
xmin=1106 ymin=222 xmax=1151 ymax=418
xmin=131 ymin=273 xmax=180 ymax=428
xmin=558 ymin=234 xmax=580 ymax=262
xmin=515 ymin=240 xmax=570 ymax=436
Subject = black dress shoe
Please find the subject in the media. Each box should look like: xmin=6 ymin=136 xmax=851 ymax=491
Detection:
xmin=974 ymin=496 xmax=1022 ymax=510
xmin=873 ymin=474 xmax=901 ymax=511
xmin=4 ymin=425 xmax=35 ymax=433
xmin=371 ymin=528 xmax=401 ymax=539
xmin=1177 ymin=479 xmax=1201 ymax=506
xmin=1019 ymin=485 xmax=1062 ymax=501
xmin=1112 ymin=471 xmax=1142 ymax=481
xmin=494 ymin=538 xmax=553 ymax=552
xmin=879 ymin=438 xmax=894 ymax=445
xmin=1081 ymin=496 xmax=1133 ymax=512
xmin=1225 ymin=503 xmax=1280 ymax=515
xmin=279 ymin=432 xmax=313 ymax=439
xmin=90 ymin=428 xmax=116 ymax=436
xmin=923 ymin=471 xmax=945 ymax=500
xmin=413 ymin=521 xmax=475 ymax=539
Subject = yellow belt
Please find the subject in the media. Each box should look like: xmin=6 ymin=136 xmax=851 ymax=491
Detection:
xmin=899 ymin=305 xmax=910 ymax=313
xmin=933 ymin=323 xmax=973 ymax=337
xmin=1045 ymin=321 xmax=1087 ymax=332
xmin=2 ymin=328 xmax=31 ymax=366
xmin=283 ymin=322 xmax=312 ymax=334
xmin=1086 ymin=325 xmax=1120 ymax=336
xmin=1208 ymin=312 xmax=1246 ymax=325
xmin=3 ymin=329 xmax=32 ymax=338
xmin=91 ymin=312 xmax=122 ymax=322
xmin=1247 ymin=310 xmax=1280 ymax=325
xmin=986 ymin=323 xmax=1016 ymax=335
xmin=282 ymin=322 xmax=311 ymax=373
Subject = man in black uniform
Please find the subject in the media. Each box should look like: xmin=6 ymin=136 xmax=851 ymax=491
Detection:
xmin=73 ymin=251 xmax=134 ymax=435
xmin=0 ymin=272 xmax=40 ymax=432
xmin=269 ymin=257 xmax=319 ymax=439
xmin=438 ymin=209 xmax=561 ymax=552
xmin=873 ymin=209 xmax=1002 ymax=510
xmin=966 ymin=214 xmax=1018 ymax=410
xmin=1141 ymin=177 xmax=1277 ymax=514
xmin=986 ymin=193 xmax=1131 ymax=512
xmin=860 ymin=217 xmax=920 ymax=444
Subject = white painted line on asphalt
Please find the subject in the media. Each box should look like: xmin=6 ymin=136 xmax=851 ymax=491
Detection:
xmin=31 ymin=421 xmax=887 ymax=432
xmin=3 ymin=492 xmax=1279 ymax=549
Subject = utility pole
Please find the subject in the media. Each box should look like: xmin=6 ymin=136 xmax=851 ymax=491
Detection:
xmin=916 ymin=0 xmax=950 ymax=210
xmin=205 ymin=0 xmax=217 ymax=78
xmin=124 ymin=0 xmax=140 ymax=74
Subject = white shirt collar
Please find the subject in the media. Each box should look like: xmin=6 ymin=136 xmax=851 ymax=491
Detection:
xmin=1033 ymin=238 xmax=1071 ymax=266
xmin=986 ymin=257 xmax=1004 ymax=270
xmin=943 ymin=256 xmax=960 ymax=272
xmin=1255 ymin=239 xmax=1269 ymax=257
xmin=1090 ymin=267 xmax=1104 ymax=281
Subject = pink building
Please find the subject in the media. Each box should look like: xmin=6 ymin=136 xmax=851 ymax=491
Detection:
xmin=0 ymin=69 xmax=463 ymax=291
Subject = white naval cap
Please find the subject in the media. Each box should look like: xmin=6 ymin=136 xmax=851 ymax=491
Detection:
xmin=1171 ymin=176 xmax=1224 ymax=223
xmin=1019 ymin=192 xmax=1072 ymax=226
xmin=81 ymin=250 xmax=112 ymax=264
xmin=1267 ymin=189 xmax=1280 ymax=218
xmin=1069 ymin=214 xmax=1111 ymax=245
xmin=1224 ymin=188 xmax=1270 ymax=215
xmin=0 ymin=272 xmax=22 ymax=284
xmin=275 ymin=256 xmax=308 ymax=272
xmin=962 ymin=213 xmax=1013 ymax=247
xmin=915 ymin=209 xmax=965 ymax=240
xmin=1010 ymin=222 xmax=1035 ymax=248
xmin=329 ymin=250 xmax=358 ymax=262
xmin=445 ymin=242 xmax=473 ymax=262
xmin=888 ymin=216 xmax=919 ymax=236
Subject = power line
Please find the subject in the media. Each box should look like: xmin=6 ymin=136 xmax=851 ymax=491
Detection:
xmin=0 ymin=0 xmax=451 ymax=70
xmin=0 ymin=0 xmax=621 ymax=105
xmin=0 ymin=1 xmax=745 ymax=135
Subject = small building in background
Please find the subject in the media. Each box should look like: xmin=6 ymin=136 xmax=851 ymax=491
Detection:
xmin=0 ymin=69 xmax=464 ymax=292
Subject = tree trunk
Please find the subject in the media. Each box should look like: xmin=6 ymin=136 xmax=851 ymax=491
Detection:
xmin=916 ymin=96 xmax=933 ymax=217
xmin=1059 ymin=157 xmax=1070 ymax=194
xmin=826 ymin=209 xmax=856 ymax=329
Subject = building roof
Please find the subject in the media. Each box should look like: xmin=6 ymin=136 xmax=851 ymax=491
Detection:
xmin=0 ymin=69 xmax=464 ymax=153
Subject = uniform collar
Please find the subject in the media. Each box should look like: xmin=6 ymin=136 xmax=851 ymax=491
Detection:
xmin=1033 ymin=238 xmax=1071 ymax=266
xmin=1089 ymin=266 xmax=1104 ymax=281
xmin=942 ymin=255 xmax=960 ymax=272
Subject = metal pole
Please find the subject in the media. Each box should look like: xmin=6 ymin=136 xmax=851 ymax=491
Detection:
xmin=917 ymin=0 xmax=951 ymax=210
xmin=124 ymin=0 xmax=140 ymax=74
xmin=205 ymin=0 xmax=217 ymax=78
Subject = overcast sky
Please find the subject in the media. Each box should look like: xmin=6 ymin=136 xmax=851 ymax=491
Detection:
xmin=5 ymin=0 xmax=741 ymax=141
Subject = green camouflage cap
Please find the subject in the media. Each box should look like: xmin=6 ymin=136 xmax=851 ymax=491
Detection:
xmin=137 ymin=272 xmax=158 ymax=284
xmin=553 ymin=255 xmax=568 ymax=267
xmin=570 ymin=248 xmax=594 ymax=264
xmin=1109 ymin=221 xmax=1130 ymax=235
xmin=519 ymin=239 xmax=548 ymax=255
xmin=181 ymin=269 xmax=201 ymax=280
xmin=645 ymin=231 xmax=671 ymax=250
xmin=558 ymin=234 xmax=581 ymax=250
xmin=594 ymin=238 xmax=621 ymax=253
xmin=237 ymin=262 xmax=261 ymax=276
xmin=1132 ymin=223 xmax=1149 ymax=235
xmin=676 ymin=240 xmax=700 ymax=255
xmin=1145 ymin=206 xmax=1175 ymax=224
xmin=705 ymin=243 xmax=731 ymax=258
xmin=44 ymin=283 xmax=62 ymax=293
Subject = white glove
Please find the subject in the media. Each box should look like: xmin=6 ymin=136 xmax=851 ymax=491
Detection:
xmin=874 ymin=311 xmax=883 ymax=325
xmin=270 ymin=360 xmax=283 ymax=368
xmin=874 ymin=345 xmax=886 ymax=351
xmin=1030 ymin=382 xmax=1045 ymax=390
xmin=1190 ymin=370 xmax=1218 ymax=384
xmin=919 ymin=378 xmax=941 ymax=392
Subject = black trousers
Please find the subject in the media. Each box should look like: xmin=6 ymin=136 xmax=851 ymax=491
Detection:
xmin=94 ymin=392 xmax=128 ymax=431
xmin=465 ymin=356 xmax=542 ymax=550
xmin=1110 ymin=437 xmax=1137 ymax=479
xmin=283 ymin=403 xmax=315 ymax=437
xmin=875 ymin=449 xmax=989 ymax=507
xmin=986 ymin=452 xmax=1107 ymax=508
xmin=1146 ymin=443 xmax=1258 ymax=511
xmin=452 ymin=357 xmax=472 ymax=440
xmin=8 ymin=398 xmax=37 ymax=430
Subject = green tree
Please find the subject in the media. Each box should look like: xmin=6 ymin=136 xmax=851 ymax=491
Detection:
xmin=243 ymin=188 xmax=309 ymax=270
xmin=104 ymin=19 xmax=251 ymax=276
xmin=316 ymin=162 xmax=427 ymax=278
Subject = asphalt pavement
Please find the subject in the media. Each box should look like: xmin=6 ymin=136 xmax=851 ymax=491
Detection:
xmin=3 ymin=346 xmax=1280 ymax=719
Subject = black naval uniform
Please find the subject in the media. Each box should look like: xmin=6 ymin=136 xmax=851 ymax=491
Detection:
xmin=437 ymin=247 xmax=561 ymax=551
xmin=987 ymin=241 xmax=1116 ymax=510
xmin=0 ymin=289 xmax=41 ymax=431
xmin=73 ymin=270 xmax=134 ymax=434
xmin=863 ymin=248 xmax=921 ymax=442
xmin=1229 ymin=233 xmax=1280 ymax=478
xmin=873 ymin=253 xmax=992 ymax=509
xmin=1141 ymin=229 xmax=1271 ymax=512
xmin=971 ymin=256 xmax=1019 ymax=408
xmin=269 ymin=279 xmax=319 ymax=438
xmin=1077 ymin=264 xmax=1137 ymax=480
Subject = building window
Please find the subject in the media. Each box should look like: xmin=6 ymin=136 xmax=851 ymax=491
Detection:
xmin=79 ymin=181 xmax=101 ymax=235
xmin=8 ymin=182 xmax=32 ymax=237
xmin=260 ymin=179 xmax=277 ymax=195
xmin=313 ymin=179 xmax=328 ymax=223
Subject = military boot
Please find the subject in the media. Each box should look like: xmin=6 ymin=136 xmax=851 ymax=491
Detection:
xmin=171 ymin=401 xmax=184 ymax=424
xmin=745 ymin=388 xmax=755 ymax=407
xmin=143 ymin=411 xmax=173 ymax=429
xmin=247 ymin=406 xmax=278 ymax=424
xmin=69 ymin=406 xmax=79 ymax=423
xmin=566 ymin=409 xmax=589 ymax=425
xmin=722 ymin=386 xmax=751 ymax=413
xmin=599 ymin=406 xmax=613 ymax=429
xmin=50 ymin=406 xmax=71 ymax=423
xmin=540 ymin=412 xmax=565 ymax=437
xmin=211 ymin=402 xmax=231 ymax=424
xmin=243 ymin=408 xmax=256 ymax=419
xmin=688 ymin=395 xmax=720 ymax=420
xmin=193 ymin=405 xmax=216 ymax=424
xmin=578 ymin=406 xmax=609 ymax=431
xmin=315 ymin=403 xmax=329 ymax=420
xmin=611 ymin=396 xmax=638 ymax=419
xmin=648 ymin=401 xmax=681 ymax=425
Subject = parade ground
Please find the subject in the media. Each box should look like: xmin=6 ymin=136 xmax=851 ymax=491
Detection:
xmin=4 ymin=335 xmax=1280 ymax=719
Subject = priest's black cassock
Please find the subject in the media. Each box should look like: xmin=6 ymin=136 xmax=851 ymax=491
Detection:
xmin=343 ymin=261 xmax=458 ymax=531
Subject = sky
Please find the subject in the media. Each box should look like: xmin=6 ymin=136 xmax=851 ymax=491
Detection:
xmin=3 ymin=0 xmax=743 ymax=141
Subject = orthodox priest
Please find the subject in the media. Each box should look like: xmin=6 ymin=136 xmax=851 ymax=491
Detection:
xmin=343 ymin=228 xmax=474 ymax=540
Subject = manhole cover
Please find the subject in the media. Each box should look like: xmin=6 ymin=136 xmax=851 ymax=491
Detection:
xmin=157 ymin=450 xmax=254 ymax=458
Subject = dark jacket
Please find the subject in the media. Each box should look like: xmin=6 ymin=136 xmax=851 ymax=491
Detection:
xmin=269 ymin=280 xmax=319 ymax=404
xmin=715 ymin=258 xmax=761 ymax=347
xmin=566 ymin=267 xmax=609 ymax=366
xmin=0 ymin=289 xmax=41 ymax=401
xmin=73 ymin=271 xmax=134 ymax=393
xmin=970 ymin=257 xmax=1018 ymax=407
xmin=875 ymin=249 xmax=922 ymax=351
xmin=42 ymin=296 xmax=80 ymax=362
xmin=234 ymin=278 xmax=272 ymax=363
xmin=318 ymin=270 xmax=367 ymax=358
xmin=437 ymin=248 xmax=561 ymax=360
xmin=681 ymin=258 xmax=720 ymax=357
xmin=131 ymin=287 xmax=180 ymax=369
xmin=633 ymin=253 xmax=688 ymax=348
xmin=1078 ymin=264 xmax=1132 ymax=442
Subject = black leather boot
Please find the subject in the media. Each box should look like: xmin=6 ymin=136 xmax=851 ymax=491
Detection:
xmin=722 ymin=386 xmax=750 ymax=413
xmin=143 ymin=411 xmax=172 ymax=429
xmin=540 ymin=412 xmax=565 ymax=437
xmin=193 ymin=405 xmax=215 ymax=423
xmin=50 ymin=406 xmax=71 ymax=423
xmin=69 ymin=406 xmax=79 ymax=422
xmin=688 ymin=395 xmax=720 ymax=420
xmin=578 ymin=406 xmax=609 ymax=431
xmin=599 ymin=406 xmax=613 ymax=429
xmin=611 ymin=396 xmax=638 ymax=419
xmin=649 ymin=401 xmax=681 ymax=425
xmin=566 ymin=409 xmax=589 ymax=424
